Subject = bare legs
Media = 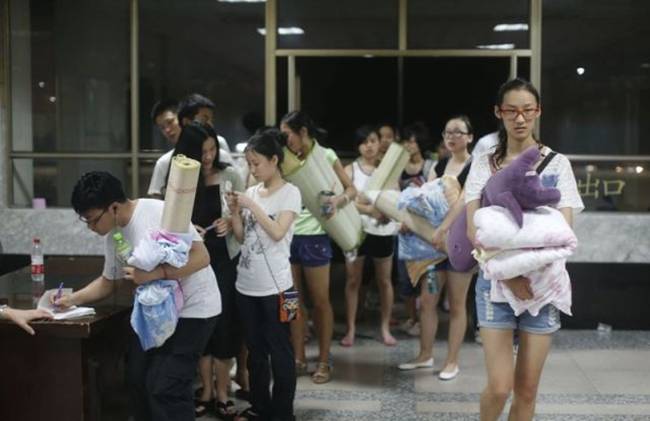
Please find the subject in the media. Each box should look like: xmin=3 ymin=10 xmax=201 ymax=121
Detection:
xmin=440 ymin=271 xmax=473 ymax=372
xmin=342 ymin=255 xmax=396 ymax=346
xmin=479 ymin=328 xmax=552 ymax=421
xmin=291 ymin=264 xmax=333 ymax=365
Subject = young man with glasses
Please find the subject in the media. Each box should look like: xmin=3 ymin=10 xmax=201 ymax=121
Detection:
xmin=55 ymin=171 xmax=222 ymax=421
xmin=148 ymin=95 xmax=236 ymax=198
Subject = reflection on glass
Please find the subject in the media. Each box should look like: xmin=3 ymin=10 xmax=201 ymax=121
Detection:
xmin=542 ymin=0 xmax=650 ymax=155
xmin=408 ymin=0 xmax=529 ymax=49
xmin=139 ymin=0 xmax=265 ymax=151
xmin=570 ymin=159 xmax=650 ymax=212
xmin=277 ymin=0 xmax=397 ymax=49
xmin=12 ymin=159 xmax=131 ymax=207
xmin=9 ymin=0 xmax=129 ymax=153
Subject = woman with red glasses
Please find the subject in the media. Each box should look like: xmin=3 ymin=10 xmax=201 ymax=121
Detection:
xmin=464 ymin=78 xmax=583 ymax=421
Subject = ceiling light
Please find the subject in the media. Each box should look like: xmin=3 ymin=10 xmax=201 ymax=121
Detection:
xmin=493 ymin=23 xmax=529 ymax=32
xmin=219 ymin=0 xmax=265 ymax=3
xmin=363 ymin=54 xmax=374 ymax=58
xmin=38 ymin=81 xmax=45 ymax=88
xmin=636 ymin=166 xmax=644 ymax=174
xmin=576 ymin=67 xmax=585 ymax=75
xmin=49 ymin=96 xmax=56 ymax=103
xmin=476 ymin=43 xmax=515 ymax=50
xmin=257 ymin=27 xmax=304 ymax=36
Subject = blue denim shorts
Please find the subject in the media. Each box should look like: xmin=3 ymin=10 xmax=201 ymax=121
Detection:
xmin=289 ymin=234 xmax=332 ymax=267
xmin=475 ymin=272 xmax=561 ymax=334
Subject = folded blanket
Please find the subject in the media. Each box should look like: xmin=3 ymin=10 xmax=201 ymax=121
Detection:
xmin=395 ymin=177 xmax=459 ymax=261
xmin=490 ymin=259 xmax=572 ymax=317
xmin=474 ymin=206 xmax=577 ymax=251
xmin=474 ymin=206 xmax=577 ymax=317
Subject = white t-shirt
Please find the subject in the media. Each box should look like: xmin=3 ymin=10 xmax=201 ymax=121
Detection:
xmin=464 ymin=146 xmax=585 ymax=213
xmin=102 ymin=199 xmax=222 ymax=318
xmin=147 ymin=145 xmax=236 ymax=196
xmin=351 ymin=161 xmax=398 ymax=236
xmin=236 ymin=182 xmax=302 ymax=297
xmin=471 ymin=132 xmax=499 ymax=160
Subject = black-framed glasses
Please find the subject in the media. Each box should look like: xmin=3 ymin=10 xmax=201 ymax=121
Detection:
xmin=442 ymin=130 xmax=469 ymax=138
xmin=79 ymin=207 xmax=108 ymax=226
xmin=498 ymin=107 xmax=540 ymax=121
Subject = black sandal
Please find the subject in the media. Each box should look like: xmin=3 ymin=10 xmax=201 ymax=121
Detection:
xmin=195 ymin=398 xmax=214 ymax=417
xmin=234 ymin=388 xmax=250 ymax=402
xmin=215 ymin=400 xmax=236 ymax=420
xmin=235 ymin=407 xmax=260 ymax=421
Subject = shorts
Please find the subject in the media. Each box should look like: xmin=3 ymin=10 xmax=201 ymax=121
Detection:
xmin=289 ymin=234 xmax=332 ymax=267
xmin=358 ymin=234 xmax=394 ymax=259
xmin=475 ymin=272 xmax=561 ymax=334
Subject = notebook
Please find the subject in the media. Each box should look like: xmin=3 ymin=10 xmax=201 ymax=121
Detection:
xmin=37 ymin=288 xmax=96 ymax=320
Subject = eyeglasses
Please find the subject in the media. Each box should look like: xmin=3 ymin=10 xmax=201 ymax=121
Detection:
xmin=79 ymin=207 xmax=108 ymax=226
xmin=498 ymin=107 xmax=539 ymax=121
xmin=442 ymin=130 xmax=469 ymax=139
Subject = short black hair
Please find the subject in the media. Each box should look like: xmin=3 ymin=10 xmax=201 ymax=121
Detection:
xmin=402 ymin=121 xmax=431 ymax=154
xmin=150 ymin=99 xmax=178 ymax=123
xmin=177 ymin=94 xmax=216 ymax=127
xmin=354 ymin=124 xmax=378 ymax=148
xmin=70 ymin=171 xmax=127 ymax=215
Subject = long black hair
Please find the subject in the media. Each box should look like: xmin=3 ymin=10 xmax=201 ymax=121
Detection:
xmin=164 ymin=122 xmax=227 ymax=214
xmin=492 ymin=78 xmax=542 ymax=168
xmin=280 ymin=110 xmax=328 ymax=142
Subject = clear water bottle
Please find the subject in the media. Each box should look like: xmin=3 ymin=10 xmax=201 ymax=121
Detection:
xmin=113 ymin=232 xmax=132 ymax=264
xmin=31 ymin=237 xmax=45 ymax=307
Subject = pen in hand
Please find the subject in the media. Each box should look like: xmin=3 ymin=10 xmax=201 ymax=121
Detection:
xmin=54 ymin=282 xmax=64 ymax=307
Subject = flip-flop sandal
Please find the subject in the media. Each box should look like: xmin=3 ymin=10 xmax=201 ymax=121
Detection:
xmin=195 ymin=398 xmax=214 ymax=418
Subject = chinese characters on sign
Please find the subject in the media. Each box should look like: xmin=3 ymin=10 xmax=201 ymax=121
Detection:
xmin=577 ymin=173 xmax=626 ymax=199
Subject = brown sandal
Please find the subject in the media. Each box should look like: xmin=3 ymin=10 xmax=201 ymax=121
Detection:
xmin=311 ymin=362 xmax=332 ymax=384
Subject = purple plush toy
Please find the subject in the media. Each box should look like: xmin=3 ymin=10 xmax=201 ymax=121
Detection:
xmin=446 ymin=146 xmax=561 ymax=272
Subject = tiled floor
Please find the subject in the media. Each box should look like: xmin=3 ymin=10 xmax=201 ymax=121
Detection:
xmin=198 ymin=325 xmax=650 ymax=420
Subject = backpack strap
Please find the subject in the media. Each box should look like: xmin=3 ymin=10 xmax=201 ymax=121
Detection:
xmin=536 ymin=151 xmax=557 ymax=174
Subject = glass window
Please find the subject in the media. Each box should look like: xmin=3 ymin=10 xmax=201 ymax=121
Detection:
xmin=277 ymin=0 xmax=397 ymax=49
xmin=9 ymin=0 xmax=130 ymax=154
xmin=11 ymin=159 xmax=131 ymax=207
xmin=294 ymin=57 xmax=398 ymax=155
xmin=571 ymin=159 xmax=649 ymax=212
xmin=139 ymin=0 xmax=265 ymax=151
xmin=542 ymin=0 xmax=650 ymax=155
xmin=408 ymin=0 xmax=530 ymax=49
xmin=403 ymin=57 xmax=510 ymax=146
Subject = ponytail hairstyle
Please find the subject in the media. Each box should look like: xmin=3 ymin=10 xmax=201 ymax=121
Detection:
xmin=280 ymin=110 xmax=328 ymax=142
xmin=245 ymin=128 xmax=285 ymax=171
xmin=492 ymin=78 xmax=542 ymax=169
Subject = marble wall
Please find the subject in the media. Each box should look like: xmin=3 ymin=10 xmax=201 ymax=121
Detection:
xmin=0 ymin=208 xmax=649 ymax=263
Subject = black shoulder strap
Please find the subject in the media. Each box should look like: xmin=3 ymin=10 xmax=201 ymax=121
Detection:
xmin=536 ymin=151 xmax=557 ymax=174
xmin=457 ymin=158 xmax=472 ymax=188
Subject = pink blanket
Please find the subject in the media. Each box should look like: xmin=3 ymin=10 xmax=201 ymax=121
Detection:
xmin=473 ymin=206 xmax=577 ymax=316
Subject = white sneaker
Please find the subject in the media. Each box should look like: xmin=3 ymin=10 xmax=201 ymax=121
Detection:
xmin=399 ymin=318 xmax=415 ymax=333
xmin=438 ymin=365 xmax=459 ymax=380
xmin=407 ymin=321 xmax=421 ymax=337
xmin=398 ymin=357 xmax=434 ymax=371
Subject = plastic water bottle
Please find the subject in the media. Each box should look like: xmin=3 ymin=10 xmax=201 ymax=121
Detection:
xmin=426 ymin=268 xmax=438 ymax=295
xmin=31 ymin=237 xmax=45 ymax=306
xmin=113 ymin=232 xmax=132 ymax=264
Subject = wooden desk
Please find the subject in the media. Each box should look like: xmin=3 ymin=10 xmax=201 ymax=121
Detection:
xmin=0 ymin=258 xmax=132 ymax=421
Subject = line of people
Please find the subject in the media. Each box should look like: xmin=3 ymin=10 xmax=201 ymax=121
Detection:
xmin=34 ymin=78 xmax=582 ymax=421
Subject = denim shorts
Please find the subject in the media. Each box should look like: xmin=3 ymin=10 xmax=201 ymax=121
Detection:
xmin=475 ymin=272 xmax=561 ymax=334
xmin=289 ymin=234 xmax=332 ymax=267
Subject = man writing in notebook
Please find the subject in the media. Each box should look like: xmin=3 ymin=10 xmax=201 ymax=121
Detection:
xmin=54 ymin=171 xmax=221 ymax=421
